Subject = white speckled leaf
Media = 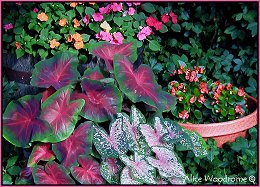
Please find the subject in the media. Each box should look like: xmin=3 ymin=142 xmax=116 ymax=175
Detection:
xmin=168 ymin=176 xmax=186 ymax=184
xmin=161 ymin=119 xmax=185 ymax=142
xmin=146 ymin=146 xmax=186 ymax=179
xmin=120 ymin=167 xmax=142 ymax=185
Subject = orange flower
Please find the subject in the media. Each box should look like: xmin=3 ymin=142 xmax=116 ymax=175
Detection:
xmin=15 ymin=42 xmax=21 ymax=49
xmin=89 ymin=2 xmax=96 ymax=5
xmin=73 ymin=18 xmax=80 ymax=28
xmin=50 ymin=39 xmax=60 ymax=49
xmin=70 ymin=2 xmax=78 ymax=8
xmin=74 ymin=41 xmax=84 ymax=50
xmin=72 ymin=32 xmax=83 ymax=42
xmin=67 ymin=34 xmax=73 ymax=42
xmin=59 ymin=18 xmax=67 ymax=26
xmin=37 ymin=12 xmax=48 ymax=22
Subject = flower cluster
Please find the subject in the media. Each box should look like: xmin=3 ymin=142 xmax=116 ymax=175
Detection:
xmin=67 ymin=33 xmax=84 ymax=50
xmin=168 ymin=62 xmax=248 ymax=123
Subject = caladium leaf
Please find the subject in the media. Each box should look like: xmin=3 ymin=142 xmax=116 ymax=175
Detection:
xmin=120 ymin=153 xmax=156 ymax=184
xmin=32 ymin=161 xmax=75 ymax=184
xmin=92 ymin=42 xmax=133 ymax=72
xmin=146 ymin=146 xmax=186 ymax=180
xmin=83 ymin=67 xmax=105 ymax=80
xmin=31 ymin=52 xmax=80 ymax=90
xmin=161 ymin=119 xmax=186 ymax=143
xmin=71 ymin=78 xmax=122 ymax=122
xmin=40 ymin=85 xmax=85 ymax=142
xmin=168 ymin=176 xmax=186 ymax=184
xmin=41 ymin=86 xmax=56 ymax=103
xmin=93 ymin=117 xmax=128 ymax=158
xmin=3 ymin=94 xmax=51 ymax=147
xmin=27 ymin=143 xmax=55 ymax=167
xmin=100 ymin=158 xmax=124 ymax=184
xmin=114 ymin=55 xmax=167 ymax=110
xmin=120 ymin=167 xmax=142 ymax=185
xmin=162 ymin=92 xmax=177 ymax=112
xmin=71 ymin=156 xmax=105 ymax=184
xmin=52 ymin=122 xmax=93 ymax=169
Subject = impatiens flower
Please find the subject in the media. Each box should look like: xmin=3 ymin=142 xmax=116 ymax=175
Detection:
xmin=161 ymin=14 xmax=170 ymax=23
xmin=95 ymin=31 xmax=113 ymax=42
xmin=179 ymin=110 xmax=189 ymax=120
xmin=137 ymin=26 xmax=152 ymax=40
xmin=190 ymin=96 xmax=196 ymax=104
xmin=111 ymin=32 xmax=124 ymax=45
xmin=137 ymin=32 xmax=146 ymax=40
xmin=70 ymin=2 xmax=78 ymax=8
xmin=199 ymin=82 xmax=209 ymax=94
xmin=226 ymin=83 xmax=232 ymax=90
xmin=16 ymin=2 xmax=22 ymax=5
xmin=73 ymin=18 xmax=80 ymax=28
xmin=169 ymin=11 xmax=178 ymax=24
xmin=33 ymin=8 xmax=39 ymax=13
xmin=15 ymin=42 xmax=21 ymax=49
xmin=93 ymin=12 xmax=104 ymax=22
xmin=50 ymin=39 xmax=60 ymax=49
xmin=198 ymin=94 xmax=206 ymax=104
xmin=72 ymin=33 xmax=83 ymax=42
xmin=111 ymin=3 xmax=122 ymax=12
xmin=237 ymin=88 xmax=245 ymax=97
xmin=74 ymin=41 xmax=84 ymax=50
xmin=83 ymin=15 xmax=89 ymax=25
xmin=4 ymin=23 xmax=13 ymax=30
xmin=100 ymin=21 xmax=112 ymax=32
xmin=59 ymin=18 xmax=67 ymax=26
xmin=67 ymin=34 xmax=73 ymax=42
xmin=128 ymin=7 xmax=135 ymax=15
xmin=154 ymin=21 xmax=163 ymax=31
xmin=133 ymin=2 xmax=141 ymax=6
xmin=146 ymin=16 xmax=157 ymax=27
xmin=126 ymin=3 xmax=132 ymax=6
xmin=99 ymin=5 xmax=111 ymax=14
xmin=37 ymin=12 xmax=48 ymax=22
xmin=235 ymin=105 xmax=243 ymax=115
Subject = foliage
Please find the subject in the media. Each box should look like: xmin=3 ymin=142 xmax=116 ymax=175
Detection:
xmin=2 ymin=76 xmax=19 ymax=111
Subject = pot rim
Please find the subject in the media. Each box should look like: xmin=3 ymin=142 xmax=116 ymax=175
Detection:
xmin=179 ymin=96 xmax=258 ymax=137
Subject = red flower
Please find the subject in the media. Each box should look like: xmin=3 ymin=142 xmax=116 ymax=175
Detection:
xmin=226 ymin=83 xmax=232 ymax=90
xmin=170 ymin=87 xmax=177 ymax=96
xmin=235 ymin=105 xmax=243 ymax=115
xmin=178 ymin=65 xmax=185 ymax=74
xmin=214 ymin=80 xmax=220 ymax=86
xmin=213 ymin=92 xmax=220 ymax=100
xmin=199 ymin=82 xmax=209 ymax=94
xmin=189 ymin=96 xmax=196 ymax=104
xmin=169 ymin=11 xmax=178 ymax=24
xmin=178 ymin=96 xmax=183 ymax=101
xmin=179 ymin=110 xmax=189 ymax=120
xmin=198 ymin=94 xmax=206 ymax=104
xmin=154 ymin=21 xmax=162 ymax=30
xmin=194 ymin=66 xmax=204 ymax=74
xmin=146 ymin=16 xmax=157 ymax=27
xmin=237 ymin=88 xmax=245 ymax=97
xmin=178 ymin=83 xmax=184 ymax=90
xmin=161 ymin=14 xmax=169 ymax=23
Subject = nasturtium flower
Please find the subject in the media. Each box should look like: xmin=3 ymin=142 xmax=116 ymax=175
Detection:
xmin=83 ymin=15 xmax=90 ymax=25
xmin=161 ymin=14 xmax=169 ymax=23
xmin=100 ymin=21 xmax=112 ymax=32
xmin=93 ymin=12 xmax=104 ymax=22
xmin=59 ymin=18 xmax=67 ymax=27
xmin=4 ymin=23 xmax=13 ymax=30
xmin=50 ymin=39 xmax=60 ymax=49
xmin=37 ymin=12 xmax=48 ymax=22
xmin=169 ymin=11 xmax=178 ymax=24
xmin=73 ymin=18 xmax=80 ymax=28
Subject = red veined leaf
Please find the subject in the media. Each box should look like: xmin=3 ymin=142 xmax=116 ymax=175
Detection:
xmin=52 ymin=122 xmax=93 ymax=169
xmin=31 ymin=52 xmax=80 ymax=90
xmin=120 ymin=153 xmax=156 ymax=184
xmin=17 ymin=167 xmax=33 ymax=184
xmin=100 ymin=158 xmax=124 ymax=184
xmin=114 ymin=55 xmax=168 ymax=110
xmin=41 ymin=86 xmax=56 ymax=103
xmin=71 ymin=78 xmax=122 ymax=122
xmin=3 ymin=94 xmax=51 ymax=147
xmin=27 ymin=143 xmax=55 ymax=167
xmin=120 ymin=167 xmax=142 ymax=185
xmin=93 ymin=117 xmax=128 ymax=158
xmin=146 ymin=146 xmax=186 ymax=180
xmin=162 ymin=92 xmax=177 ymax=112
xmin=92 ymin=42 xmax=133 ymax=72
xmin=71 ymin=156 xmax=105 ymax=184
xmin=32 ymin=161 xmax=75 ymax=184
xmin=40 ymin=85 xmax=85 ymax=142
xmin=83 ymin=67 xmax=105 ymax=80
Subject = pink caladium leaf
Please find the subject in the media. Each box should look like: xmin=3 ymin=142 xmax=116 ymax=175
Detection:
xmin=120 ymin=167 xmax=142 ymax=185
xmin=120 ymin=153 xmax=156 ymax=184
xmin=161 ymin=119 xmax=186 ymax=143
xmin=100 ymin=158 xmax=124 ymax=184
xmin=146 ymin=146 xmax=186 ymax=181
xmin=83 ymin=67 xmax=105 ymax=80
xmin=32 ymin=161 xmax=75 ymax=184
xmin=52 ymin=122 xmax=93 ymax=169
xmin=93 ymin=117 xmax=128 ymax=158
xmin=31 ymin=52 xmax=80 ymax=90
xmin=71 ymin=78 xmax=122 ymax=122
xmin=114 ymin=55 xmax=168 ymax=110
xmin=27 ymin=143 xmax=55 ymax=167
xmin=40 ymin=85 xmax=85 ymax=142
xmin=92 ymin=42 xmax=133 ymax=72
xmin=168 ymin=176 xmax=186 ymax=184
xmin=3 ymin=94 xmax=52 ymax=147
xmin=71 ymin=156 xmax=105 ymax=184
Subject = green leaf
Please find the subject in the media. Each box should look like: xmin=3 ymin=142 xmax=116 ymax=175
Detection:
xmin=13 ymin=26 xmax=23 ymax=34
xmin=82 ymin=34 xmax=90 ymax=42
xmin=168 ymin=38 xmax=177 ymax=47
xmin=113 ymin=16 xmax=123 ymax=27
xmin=143 ymin=3 xmax=156 ymax=13
xmin=7 ymin=166 xmax=21 ymax=176
xmin=6 ymin=156 xmax=18 ymax=169
xmin=40 ymin=28 xmax=49 ymax=40
xmin=76 ymin=6 xmax=84 ymax=16
xmin=159 ymin=24 xmax=168 ymax=33
xmin=171 ymin=24 xmax=181 ymax=32
xmin=85 ymin=7 xmax=95 ymax=15
xmin=247 ymin=22 xmax=257 ymax=37
xmin=194 ymin=110 xmax=202 ymax=119
xmin=231 ymin=137 xmax=249 ymax=152
xmin=148 ymin=40 xmax=160 ymax=51
xmin=66 ymin=9 xmax=76 ymax=20
xmin=15 ymin=49 xmax=25 ymax=59
xmin=3 ymin=173 xmax=12 ymax=184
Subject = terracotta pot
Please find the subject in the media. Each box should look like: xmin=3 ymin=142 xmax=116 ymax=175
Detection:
xmin=179 ymin=96 xmax=258 ymax=148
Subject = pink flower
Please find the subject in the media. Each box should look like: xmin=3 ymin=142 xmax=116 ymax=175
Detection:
xmin=179 ymin=110 xmax=189 ymax=120
xmin=226 ymin=83 xmax=232 ymax=90
xmin=110 ymin=32 xmax=124 ymax=45
xmin=4 ymin=23 xmax=13 ymax=30
xmin=198 ymin=94 xmax=206 ymax=104
xmin=161 ymin=14 xmax=169 ymax=23
xmin=111 ymin=3 xmax=122 ymax=12
xmin=16 ymin=2 xmax=22 ymax=5
xmin=235 ymin=105 xmax=243 ymax=115
xmin=190 ymin=96 xmax=196 ymax=104
xmin=133 ymin=2 xmax=141 ymax=6
xmin=137 ymin=32 xmax=146 ymax=40
xmin=96 ymin=31 xmax=113 ymax=42
xmin=83 ymin=15 xmax=89 ymax=25
xmin=137 ymin=26 xmax=152 ymax=40
xmin=128 ymin=7 xmax=135 ymax=15
xmin=33 ymin=8 xmax=39 ymax=13
xmin=126 ymin=3 xmax=132 ymax=6
xmin=154 ymin=21 xmax=163 ymax=30
xmin=169 ymin=11 xmax=178 ymax=24
xmin=237 ymin=88 xmax=245 ymax=97
xmin=93 ymin=13 xmax=104 ymax=22
xmin=170 ymin=87 xmax=177 ymax=96
xmin=199 ymin=82 xmax=209 ymax=94
xmin=178 ymin=96 xmax=183 ymax=101
xmin=146 ymin=16 xmax=157 ymax=27
xmin=99 ymin=5 xmax=111 ymax=14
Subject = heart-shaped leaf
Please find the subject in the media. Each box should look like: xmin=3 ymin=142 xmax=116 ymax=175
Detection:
xmin=93 ymin=117 xmax=128 ymax=158
xmin=114 ymin=56 xmax=168 ymax=110
xmin=32 ymin=161 xmax=75 ymax=184
xmin=52 ymin=122 xmax=93 ymax=169
xmin=120 ymin=167 xmax=142 ymax=185
xmin=71 ymin=156 xmax=105 ymax=184
xmin=71 ymin=78 xmax=122 ymax=122
xmin=100 ymin=158 xmax=124 ymax=184
xmin=146 ymin=146 xmax=186 ymax=180
xmin=27 ymin=143 xmax=55 ymax=167
xmin=3 ymin=94 xmax=51 ymax=147
xmin=31 ymin=52 xmax=80 ymax=90
xmin=40 ymin=85 xmax=85 ymax=142
xmin=41 ymin=86 xmax=56 ymax=103
xmin=92 ymin=42 xmax=133 ymax=71
xmin=83 ymin=67 xmax=105 ymax=80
